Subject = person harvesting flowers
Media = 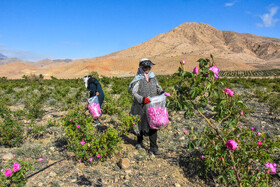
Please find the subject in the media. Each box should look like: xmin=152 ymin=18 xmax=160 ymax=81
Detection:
xmin=83 ymin=75 xmax=104 ymax=126
xmin=128 ymin=58 xmax=167 ymax=155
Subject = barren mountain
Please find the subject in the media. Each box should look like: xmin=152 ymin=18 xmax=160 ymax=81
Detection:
xmin=0 ymin=53 xmax=7 ymax=60
xmin=1 ymin=22 xmax=280 ymax=79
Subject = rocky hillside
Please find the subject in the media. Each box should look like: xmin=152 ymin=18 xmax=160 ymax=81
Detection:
xmin=1 ymin=22 xmax=280 ymax=79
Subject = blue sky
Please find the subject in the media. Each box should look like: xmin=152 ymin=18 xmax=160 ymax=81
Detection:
xmin=0 ymin=0 xmax=279 ymax=61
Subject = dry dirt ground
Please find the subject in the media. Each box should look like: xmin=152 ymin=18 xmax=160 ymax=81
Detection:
xmin=1 ymin=89 xmax=280 ymax=187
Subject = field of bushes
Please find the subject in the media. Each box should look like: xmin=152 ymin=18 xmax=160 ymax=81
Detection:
xmin=1 ymin=65 xmax=280 ymax=186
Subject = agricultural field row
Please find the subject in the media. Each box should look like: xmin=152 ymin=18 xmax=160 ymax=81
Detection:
xmin=219 ymin=69 xmax=280 ymax=77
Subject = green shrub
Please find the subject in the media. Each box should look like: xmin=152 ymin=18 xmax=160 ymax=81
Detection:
xmin=62 ymin=106 xmax=122 ymax=162
xmin=0 ymin=105 xmax=24 ymax=147
xmin=23 ymin=90 xmax=47 ymax=119
xmin=0 ymin=158 xmax=33 ymax=186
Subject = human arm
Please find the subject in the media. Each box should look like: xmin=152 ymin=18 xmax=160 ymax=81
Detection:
xmin=95 ymin=80 xmax=103 ymax=95
xmin=154 ymin=77 xmax=164 ymax=95
xmin=89 ymin=83 xmax=97 ymax=97
xmin=131 ymin=81 xmax=145 ymax=104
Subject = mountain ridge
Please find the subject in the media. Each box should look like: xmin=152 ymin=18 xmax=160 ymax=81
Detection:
xmin=1 ymin=22 xmax=280 ymax=79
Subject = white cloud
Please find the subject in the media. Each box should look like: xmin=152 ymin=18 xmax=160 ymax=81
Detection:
xmin=225 ymin=1 xmax=238 ymax=7
xmin=0 ymin=46 xmax=56 ymax=61
xmin=258 ymin=6 xmax=279 ymax=27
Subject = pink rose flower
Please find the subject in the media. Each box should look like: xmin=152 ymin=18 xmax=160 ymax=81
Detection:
xmin=226 ymin=140 xmax=238 ymax=150
xmin=240 ymin=110 xmax=244 ymax=115
xmin=209 ymin=66 xmax=220 ymax=75
xmin=4 ymin=170 xmax=13 ymax=177
xmin=164 ymin=92 xmax=170 ymax=97
xmin=204 ymin=82 xmax=206 ymax=86
xmin=132 ymin=123 xmax=135 ymax=126
xmin=89 ymin=158 xmax=93 ymax=162
xmin=96 ymin=154 xmax=101 ymax=158
xmin=257 ymin=132 xmax=261 ymax=136
xmin=1 ymin=168 xmax=4 ymax=172
xmin=182 ymin=59 xmax=186 ymax=64
xmin=13 ymin=162 xmax=20 ymax=172
xmin=14 ymin=154 xmax=16 ymax=157
xmin=38 ymin=158 xmax=43 ymax=162
xmin=183 ymin=130 xmax=188 ymax=134
xmin=258 ymin=141 xmax=262 ymax=146
xmin=224 ymin=88 xmax=234 ymax=97
xmin=222 ymin=157 xmax=225 ymax=161
xmin=251 ymin=127 xmax=255 ymax=130
xmin=209 ymin=66 xmax=220 ymax=79
xmin=76 ymin=125 xmax=80 ymax=128
xmin=193 ymin=67 xmax=199 ymax=74
xmin=80 ymin=140 xmax=85 ymax=145
xmin=200 ymin=155 xmax=204 ymax=159
xmin=265 ymin=163 xmax=277 ymax=174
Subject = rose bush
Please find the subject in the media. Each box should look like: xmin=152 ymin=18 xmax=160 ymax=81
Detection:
xmin=170 ymin=57 xmax=280 ymax=186
xmin=62 ymin=105 xmax=139 ymax=162
xmin=0 ymin=158 xmax=33 ymax=186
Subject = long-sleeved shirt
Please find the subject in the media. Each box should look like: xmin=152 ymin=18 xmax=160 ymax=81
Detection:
xmin=89 ymin=79 xmax=104 ymax=106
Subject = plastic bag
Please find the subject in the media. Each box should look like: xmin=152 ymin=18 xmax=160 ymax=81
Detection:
xmin=88 ymin=96 xmax=102 ymax=119
xmin=146 ymin=94 xmax=169 ymax=129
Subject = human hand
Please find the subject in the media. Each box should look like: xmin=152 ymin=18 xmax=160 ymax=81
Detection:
xmin=96 ymin=92 xmax=99 ymax=96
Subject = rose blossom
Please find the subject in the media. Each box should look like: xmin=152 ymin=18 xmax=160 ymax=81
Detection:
xmin=80 ymin=140 xmax=85 ymax=145
xmin=76 ymin=125 xmax=80 ymax=128
xmin=4 ymin=170 xmax=13 ymax=177
xmin=96 ymin=154 xmax=101 ymax=158
xmin=182 ymin=60 xmax=186 ymax=64
xmin=183 ymin=130 xmax=188 ymax=134
xmin=164 ymin=92 xmax=170 ymax=97
xmin=13 ymin=162 xmax=20 ymax=172
xmin=193 ymin=67 xmax=199 ymax=74
xmin=251 ymin=127 xmax=255 ymax=130
xmin=257 ymin=132 xmax=261 ymax=136
xmin=265 ymin=163 xmax=277 ymax=174
xmin=89 ymin=158 xmax=93 ymax=162
xmin=200 ymin=155 xmax=204 ymax=159
xmin=240 ymin=110 xmax=244 ymax=115
xmin=38 ymin=158 xmax=43 ymax=162
xmin=224 ymin=88 xmax=234 ymax=97
xmin=226 ymin=140 xmax=238 ymax=150
xmin=257 ymin=141 xmax=262 ymax=146
xmin=132 ymin=123 xmax=135 ymax=126
xmin=209 ymin=66 xmax=220 ymax=79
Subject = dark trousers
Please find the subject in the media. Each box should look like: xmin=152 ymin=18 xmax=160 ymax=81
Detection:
xmin=137 ymin=129 xmax=158 ymax=150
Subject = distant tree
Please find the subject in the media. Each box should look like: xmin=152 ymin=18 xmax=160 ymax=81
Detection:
xmin=50 ymin=76 xmax=58 ymax=80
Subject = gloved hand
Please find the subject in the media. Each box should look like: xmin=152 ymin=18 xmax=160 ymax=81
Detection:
xmin=143 ymin=97 xmax=150 ymax=104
